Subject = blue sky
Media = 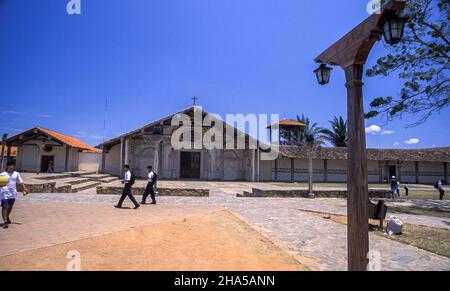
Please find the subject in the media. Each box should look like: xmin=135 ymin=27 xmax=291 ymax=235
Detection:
xmin=0 ymin=0 xmax=448 ymax=148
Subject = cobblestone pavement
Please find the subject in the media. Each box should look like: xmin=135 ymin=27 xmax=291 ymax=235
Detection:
xmin=16 ymin=185 xmax=450 ymax=271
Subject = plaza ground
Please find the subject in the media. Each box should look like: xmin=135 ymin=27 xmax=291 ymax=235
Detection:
xmin=1 ymin=180 xmax=449 ymax=271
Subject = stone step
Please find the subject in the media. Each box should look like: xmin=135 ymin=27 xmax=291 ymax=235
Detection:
xmin=54 ymin=183 xmax=72 ymax=193
xmin=34 ymin=173 xmax=72 ymax=181
xmin=56 ymin=177 xmax=92 ymax=186
xmin=80 ymin=174 xmax=111 ymax=180
xmin=98 ymin=177 xmax=119 ymax=183
xmin=64 ymin=171 xmax=98 ymax=177
xmin=71 ymin=181 xmax=102 ymax=193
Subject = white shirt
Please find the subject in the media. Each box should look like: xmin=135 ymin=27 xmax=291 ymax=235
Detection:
xmin=124 ymin=170 xmax=131 ymax=182
xmin=148 ymin=171 xmax=155 ymax=182
xmin=0 ymin=171 xmax=24 ymax=200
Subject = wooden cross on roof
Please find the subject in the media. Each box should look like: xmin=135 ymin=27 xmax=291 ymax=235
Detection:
xmin=192 ymin=96 xmax=199 ymax=106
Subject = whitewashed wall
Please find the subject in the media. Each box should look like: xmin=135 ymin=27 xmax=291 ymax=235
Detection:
xmin=78 ymin=152 xmax=101 ymax=172
xmin=104 ymin=144 xmax=121 ymax=176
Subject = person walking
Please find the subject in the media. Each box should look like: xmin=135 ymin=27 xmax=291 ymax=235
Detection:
xmin=404 ymin=183 xmax=409 ymax=197
xmin=1 ymin=161 xmax=29 ymax=229
xmin=435 ymin=180 xmax=445 ymax=200
xmin=141 ymin=166 xmax=157 ymax=205
xmin=390 ymin=176 xmax=400 ymax=198
xmin=115 ymin=165 xmax=140 ymax=209
xmin=47 ymin=161 xmax=54 ymax=173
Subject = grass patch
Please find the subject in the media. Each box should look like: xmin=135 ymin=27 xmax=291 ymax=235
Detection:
xmin=300 ymin=210 xmax=450 ymax=258
xmin=273 ymin=183 xmax=449 ymax=200
xmin=388 ymin=205 xmax=450 ymax=219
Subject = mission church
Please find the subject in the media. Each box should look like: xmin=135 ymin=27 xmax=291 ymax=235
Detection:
xmin=97 ymin=106 xmax=450 ymax=184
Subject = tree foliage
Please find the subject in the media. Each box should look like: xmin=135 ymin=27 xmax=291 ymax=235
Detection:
xmin=366 ymin=0 xmax=449 ymax=125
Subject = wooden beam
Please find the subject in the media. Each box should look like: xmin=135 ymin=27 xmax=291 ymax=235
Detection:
xmin=315 ymin=0 xmax=406 ymax=67
xmin=345 ymin=64 xmax=369 ymax=271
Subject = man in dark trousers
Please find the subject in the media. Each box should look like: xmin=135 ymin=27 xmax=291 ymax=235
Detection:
xmin=115 ymin=165 xmax=140 ymax=209
xmin=141 ymin=166 xmax=157 ymax=205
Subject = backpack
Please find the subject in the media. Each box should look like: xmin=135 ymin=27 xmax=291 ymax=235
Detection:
xmin=129 ymin=173 xmax=136 ymax=187
xmin=434 ymin=181 xmax=439 ymax=189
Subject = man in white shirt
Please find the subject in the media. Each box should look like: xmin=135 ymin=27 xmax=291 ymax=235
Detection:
xmin=114 ymin=165 xmax=140 ymax=209
xmin=141 ymin=165 xmax=157 ymax=205
xmin=1 ymin=161 xmax=29 ymax=229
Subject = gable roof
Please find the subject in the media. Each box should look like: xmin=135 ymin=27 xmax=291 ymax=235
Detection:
xmin=6 ymin=127 xmax=98 ymax=153
xmin=96 ymin=106 xmax=260 ymax=149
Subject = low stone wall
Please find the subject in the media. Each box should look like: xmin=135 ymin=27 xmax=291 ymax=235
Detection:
xmin=96 ymin=185 xmax=209 ymax=197
xmin=24 ymin=182 xmax=56 ymax=193
xmin=239 ymin=188 xmax=392 ymax=199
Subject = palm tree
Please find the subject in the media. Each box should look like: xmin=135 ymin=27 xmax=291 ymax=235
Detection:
xmin=322 ymin=116 xmax=348 ymax=147
xmin=296 ymin=115 xmax=326 ymax=198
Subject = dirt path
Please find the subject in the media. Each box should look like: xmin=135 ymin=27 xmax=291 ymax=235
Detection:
xmin=0 ymin=202 xmax=305 ymax=271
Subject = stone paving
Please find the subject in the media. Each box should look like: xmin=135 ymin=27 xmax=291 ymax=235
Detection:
xmin=11 ymin=183 xmax=450 ymax=271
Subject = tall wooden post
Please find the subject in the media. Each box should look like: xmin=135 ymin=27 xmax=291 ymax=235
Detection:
xmin=345 ymin=64 xmax=369 ymax=271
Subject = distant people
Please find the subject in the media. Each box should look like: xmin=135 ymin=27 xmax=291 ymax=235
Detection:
xmin=403 ymin=183 xmax=409 ymax=197
xmin=47 ymin=161 xmax=54 ymax=173
xmin=141 ymin=166 xmax=157 ymax=205
xmin=390 ymin=176 xmax=400 ymax=198
xmin=114 ymin=165 xmax=140 ymax=209
xmin=435 ymin=180 xmax=445 ymax=201
xmin=1 ymin=161 xmax=29 ymax=229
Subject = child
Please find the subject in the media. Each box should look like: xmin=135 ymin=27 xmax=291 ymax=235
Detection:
xmin=1 ymin=161 xmax=29 ymax=229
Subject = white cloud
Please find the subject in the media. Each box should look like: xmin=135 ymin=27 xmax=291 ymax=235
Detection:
xmin=381 ymin=130 xmax=395 ymax=135
xmin=393 ymin=142 xmax=400 ymax=146
xmin=36 ymin=114 xmax=53 ymax=118
xmin=405 ymin=138 xmax=420 ymax=145
xmin=365 ymin=125 xmax=381 ymax=134
xmin=0 ymin=110 xmax=26 ymax=115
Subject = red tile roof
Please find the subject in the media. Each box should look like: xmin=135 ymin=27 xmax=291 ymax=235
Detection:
xmin=2 ymin=146 xmax=17 ymax=157
xmin=37 ymin=128 xmax=98 ymax=152
xmin=268 ymin=119 xmax=306 ymax=128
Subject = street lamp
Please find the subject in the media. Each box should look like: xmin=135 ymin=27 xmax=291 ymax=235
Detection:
xmin=313 ymin=0 xmax=406 ymax=271
xmin=382 ymin=15 xmax=406 ymax=45
xmin=314 ymin=64 xmax=332 ymax=85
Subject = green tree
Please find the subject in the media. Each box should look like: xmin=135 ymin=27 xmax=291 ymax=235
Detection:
xmin=322 ymin=116 xmax=348 ymax=147
xmin=366 ymin=0 xmax=449 ymax=125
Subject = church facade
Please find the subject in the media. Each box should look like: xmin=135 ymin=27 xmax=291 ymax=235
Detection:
xmin=97 ymin=106 xmax=450 ymax=184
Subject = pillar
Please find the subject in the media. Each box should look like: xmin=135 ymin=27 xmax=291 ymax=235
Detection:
xmin=274 ymin=159 xmax=278 ymax=181
xmin=345 ymin=64 xmax=369 ymax=271
xmin=64 ymin=145 xmax=70 ymax=172
xmin=415 ymin=162 xmax=419 ymax=184
xmin=36 ymin=145 xmax=41 ymax=173
xmin=251 ymin=149 xmax=256 ymax=182
xmin=290 ymin=158 xmax=295 ymax=183
xmin=324 ymin=159 xmax=328 ymax=182
xmin=444 ymin=162 xmax=448 ymax=184
xmin=101 ymin=147 xmax=107 ymax=174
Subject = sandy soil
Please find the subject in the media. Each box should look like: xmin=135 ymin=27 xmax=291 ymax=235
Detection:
xmin=0 ymin=203 xmax=305 ymax=271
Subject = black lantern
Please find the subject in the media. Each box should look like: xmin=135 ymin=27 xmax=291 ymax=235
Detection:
xmin=382 ymin=15 xmax=406 ymax=45
xmin=314 ymin=64 xmax=332 ymax=85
